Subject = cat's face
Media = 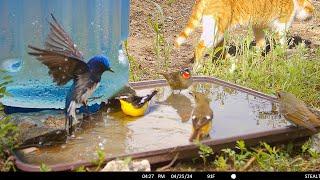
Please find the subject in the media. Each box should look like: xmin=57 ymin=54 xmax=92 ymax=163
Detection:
xmin=295 ymin=0 xmax=315 ymax=21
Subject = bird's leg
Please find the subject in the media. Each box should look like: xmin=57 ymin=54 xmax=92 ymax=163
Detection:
xmin=83 ymin=101 xmax=91 ymax=118
xmin=65 ymin=113 xmax=71 ymax=136
xmin=66 ymin=115 xmax=74 ymax=136
xmin=82 ymin=101 xmax=91 ymax=125
xmin=65 ymin=116 xmax=68 ymax=130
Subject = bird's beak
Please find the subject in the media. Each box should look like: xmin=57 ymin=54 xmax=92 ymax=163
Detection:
xmin=107 ymin=68 xmax=114 ymax=73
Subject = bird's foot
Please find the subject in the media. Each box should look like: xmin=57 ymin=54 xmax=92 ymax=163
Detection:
xmin=66 ymin=116 xmax=75 ymax=137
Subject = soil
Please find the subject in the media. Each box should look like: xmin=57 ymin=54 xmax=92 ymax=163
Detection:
xmin=127 ymin=0 xmax=320 ymax=80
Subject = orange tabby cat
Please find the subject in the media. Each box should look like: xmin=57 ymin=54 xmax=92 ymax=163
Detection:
xmin=175 ymin=0 xmax=314 ymax=68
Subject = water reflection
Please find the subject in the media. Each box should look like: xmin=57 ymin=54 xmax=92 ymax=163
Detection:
xmin=13 ymin=82 xmax=289 ymax=166
xmin=162 ymin=93 xmax=193 ymax=122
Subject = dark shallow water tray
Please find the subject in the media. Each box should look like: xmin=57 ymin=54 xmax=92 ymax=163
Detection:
xmin=12 ymin=76 xmax=317 ymax=171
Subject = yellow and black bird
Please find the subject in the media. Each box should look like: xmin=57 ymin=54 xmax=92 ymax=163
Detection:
xmin=189 ymin=92 xmax=214 ymax=142
xmin=116 ymin=90 xmax=158 ymax=117
xmin=160 ymin=68 xmax=193 ymax=92
xmin=277 ymin=91 xmax=320 ymax=133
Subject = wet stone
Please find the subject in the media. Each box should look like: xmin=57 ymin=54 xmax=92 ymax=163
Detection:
xmin=17 ymin=127 xmax=67 ymax=149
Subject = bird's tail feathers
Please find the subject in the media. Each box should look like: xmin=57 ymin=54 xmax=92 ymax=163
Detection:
xmin=302 ymin=123 xmax=317 ymax=133
xmin=292 ymin=116 xmax=318 ymax=133
xmin=144 ymin=90 xmax=158 ymax=103
xmin=115 ymin=95 xmax=129 ymax=100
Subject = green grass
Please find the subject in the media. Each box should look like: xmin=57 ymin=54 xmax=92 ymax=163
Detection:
xmin=92 ymin=149 xmax=106 ymax=171
xmin=40 ymin=163 xmax=51 ymax=172
xmin=167 ymin=32 xmax=320 ymax=171
xmin=178 ymin=140 xmax=320 ymax=171
xmin=147 ymin=0 xmax=171 ymax=73
xmin=198 ymin=33 xmax=320 ymax=108
xmin=176 ymin=33 xmax=320 ymax=171
xmin=124 ymin=40 xmax=144 ymax=82
xmin=0 ymin=0 xmax=317 ymax=172
xmin=125 ymin=0 xmax=320 ymax=171
xmin=195 ymin=140 xmax=214 ymax=166
xmin=0 ymin=72 xmax=18 ymax=172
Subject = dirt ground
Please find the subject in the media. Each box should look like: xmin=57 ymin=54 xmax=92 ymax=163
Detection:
xmin=127 ymin=0 xmax=320 ymax=80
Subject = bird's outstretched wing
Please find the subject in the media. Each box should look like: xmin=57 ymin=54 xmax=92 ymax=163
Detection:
xmin=28 ymin=14 xmax=88 ymax=86
xmin=45 ymin=13 xmax=84 ymax=59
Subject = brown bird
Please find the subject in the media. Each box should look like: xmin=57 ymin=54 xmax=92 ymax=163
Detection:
xmin=277 ymin=91 xmax=320 ymax=133
xmin=160 ymin=68 xmax=193 ymax=92
xmin=189 ymin=92 xmax=214 ymax=142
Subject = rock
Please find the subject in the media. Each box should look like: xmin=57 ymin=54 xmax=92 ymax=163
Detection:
xmin=130 ymin=160 xmax=151 ymax=171
xmin=18 ymin=120 xmax=37 ymax=129
xmin=310 ymin=133 xmax=320 ymax=153
xmin=101 ymin=159 xmax=151 ymax=172
xmin=101 ymin=160 xmax=130 ymax=171
xmin=17 ymin=128 xmax=67 ymax=149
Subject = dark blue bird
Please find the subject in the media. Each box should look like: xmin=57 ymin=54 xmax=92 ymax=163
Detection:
xmin=28 ymin=14 xmax=114 ymax=135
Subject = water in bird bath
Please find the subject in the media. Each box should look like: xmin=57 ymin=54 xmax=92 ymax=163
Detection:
xmin=13 ymin=81 xmax=290 ymax=166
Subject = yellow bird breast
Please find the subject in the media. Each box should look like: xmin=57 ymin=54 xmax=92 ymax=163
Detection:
xmin=192 ymin=121 xmax=212 ymax=139
xmin=119 ymin=100 xmax=149 ymax=117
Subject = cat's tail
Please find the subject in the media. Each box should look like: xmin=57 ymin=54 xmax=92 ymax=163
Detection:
xmin=175 ymin=0 xmax=206 ymax=48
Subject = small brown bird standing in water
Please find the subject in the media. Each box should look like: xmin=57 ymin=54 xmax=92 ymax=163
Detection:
xmin=277 ymin=91 xmax=320 ymax=133
xmin=189 ymin=92 xmax=214 ymax=142
xmin=160 ymin=68 xmax=193 ymax=92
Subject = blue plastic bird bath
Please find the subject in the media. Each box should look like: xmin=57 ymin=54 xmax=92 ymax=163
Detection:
xmin=0 ymin=0 xmax=130 ymax=112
